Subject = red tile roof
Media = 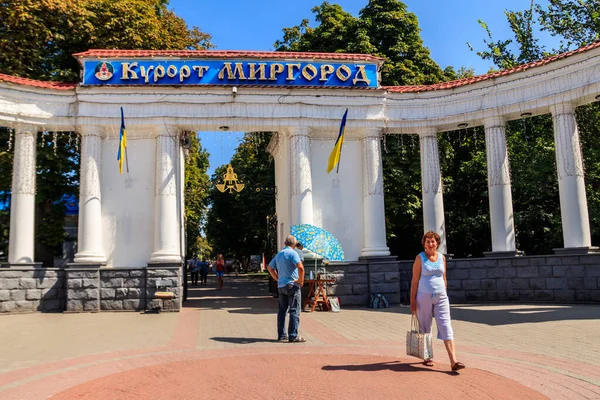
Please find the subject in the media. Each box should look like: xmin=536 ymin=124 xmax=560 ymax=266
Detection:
xmin=73 ymin=49 xmax=385 ymax=63
xmin=3 ymin=41 xmax=600 ymax=93
xmin=0 ymin=73 xmax=76 ymax=90
xmin=384 ymin=41 xmax=600 ymax=93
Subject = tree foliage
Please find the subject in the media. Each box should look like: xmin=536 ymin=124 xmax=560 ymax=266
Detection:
xmin=275 ymin=0 xmax=451 ymax=85
xmin=0 ymin=0 xmax=213 ymax=81
xmin=537 ymin=0 xmax=600 ymax=50
xmin=184 ymin=135 xmax=211 ymax=258
xmin=205 ymin=133 xmax=276 ymax=261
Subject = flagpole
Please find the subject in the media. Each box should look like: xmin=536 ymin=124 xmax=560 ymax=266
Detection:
xmin=124 ymin=147 xmax=130 ymax=173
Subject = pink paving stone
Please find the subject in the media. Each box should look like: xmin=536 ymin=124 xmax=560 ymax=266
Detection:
xmin=51 ymin=354 xmax=545 ymax=400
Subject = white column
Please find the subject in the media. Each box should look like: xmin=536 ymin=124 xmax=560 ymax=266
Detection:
xmin=8 ymin=126 xmax=37 ymax=264
xmin=74 ymin=126 xmax=106 ymax=263
xmin=484 ymin=116 xmax=517 ymax=252
xmin=150 ymin=130 xmax=181 ymax=263
xmin=361 ymin=130 xmax=390 ymax=257
xmin=289 ymin=127 xmax=313 ymax=226
xmin=550 ymin=102 xmax=592 ymax=248
xmin=419 ymin=127 xmax=447 ymax=254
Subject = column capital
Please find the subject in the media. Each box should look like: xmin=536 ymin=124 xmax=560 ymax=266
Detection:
xmin=77 ymin=125 xmax=106 ymax=137
xmin=285 ymin=126 xmax=311 ymax=138
xmin=155 ymin=125 xmax=178 ymax=137
xmin=550 ymin=102 xmax=575 ymax=116
xmin=14 ymin=123 xmax=39 ymax=135
xmin=416 ymin=126 xmax=438 ymax=138
xmin=361 ymin=127 xmax=383 ymax=139
xmin=483 ymin=115 xmax=506 ymax=128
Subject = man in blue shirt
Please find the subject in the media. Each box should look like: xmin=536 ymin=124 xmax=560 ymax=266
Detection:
xmin=267 ymin=235 xmax=305 ymax=342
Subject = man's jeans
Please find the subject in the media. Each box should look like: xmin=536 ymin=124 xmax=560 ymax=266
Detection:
xmin=277 ymin=283 xmax=301 ymax=339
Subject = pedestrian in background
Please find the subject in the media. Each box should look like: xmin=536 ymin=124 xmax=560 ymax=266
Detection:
xmin=215 ymin=254 xmax=225 ymax=290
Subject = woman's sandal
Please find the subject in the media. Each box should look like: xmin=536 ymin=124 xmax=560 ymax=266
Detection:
xmin=289 ymin=336 xmax=306 ymax=343
xmin=423 ymin=359 xmax=434 ymax=367
xmin=451 ymin=362 xmax=465 ymax=371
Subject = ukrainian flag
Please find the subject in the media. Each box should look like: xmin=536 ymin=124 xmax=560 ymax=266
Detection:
xmin=327 ymin=108 xmax=348 ymax=173
xmin=118 ymin=107 xmax=127 ymax=174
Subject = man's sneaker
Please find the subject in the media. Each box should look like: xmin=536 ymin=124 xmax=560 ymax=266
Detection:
xmin=278 ymin=336 xmax=288 ymax=342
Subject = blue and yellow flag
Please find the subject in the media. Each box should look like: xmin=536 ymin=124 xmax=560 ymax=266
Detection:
xmin=117 ymin=107 xmax=127 ymax=174
xmin=327 ymin=108 xmax=348 ymax=173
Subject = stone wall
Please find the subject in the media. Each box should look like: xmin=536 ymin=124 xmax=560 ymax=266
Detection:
xmin=321 ymin=254 xmax=600 ymax=307
xmin=0 ymin=265 xmax=182 ymax=313
xmin=324 ymin=256 xmax=401 ymax=306
xmin=145 ymin=267 xmax=181 ymax=312
xmin=0 ymin=268 xmax=65 ymax=313
xmin=100 ymin=269 xmax=146 ymax=311
xmin=2 ymin=255 xmax=599 ymax=314
xmin=444 ymin=254 xmax=600 ymax=303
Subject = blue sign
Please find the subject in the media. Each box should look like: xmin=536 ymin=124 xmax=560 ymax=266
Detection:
xmin=83 ymin=60 xmax=379 ymax=88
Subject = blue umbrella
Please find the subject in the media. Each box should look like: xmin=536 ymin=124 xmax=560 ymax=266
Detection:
xmin=290 ymin=224 xmax=344 ymax=261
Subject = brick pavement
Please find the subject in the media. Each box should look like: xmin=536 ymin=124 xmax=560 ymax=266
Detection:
xmin=0 ymin=275 xmax=598 ymax=399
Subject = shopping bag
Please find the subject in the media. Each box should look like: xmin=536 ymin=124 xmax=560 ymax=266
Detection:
xmin=406 ymin=315 xmax=433 ymax=360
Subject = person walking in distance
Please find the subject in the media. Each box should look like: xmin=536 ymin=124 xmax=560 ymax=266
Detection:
xmin=199 ymin=257 xmax=209 ymax=286
xmin=267 ymin=235 xmax=306 ymax=342
xmin=215 ymin=254 xmax=225 ymax=290
xmin=410 ymin=230 xmax=465 ymax=371
xmin=190 ymin=255 xmax=200 ymax=286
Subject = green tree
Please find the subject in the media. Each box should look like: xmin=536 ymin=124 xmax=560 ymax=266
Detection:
xmin=184 ymin=134 xmax=211 ymax=258
xmin=0 ymin=0 xmax=213 ymax=82
xmin=275 ymin=0 xmax=451 ymax=85
xmin=436 ymin=128 xmax=491 ymax=257
xmin=205 ymin=133 xmax=276 ymax=261
xmin=471 ymin=1 xmax=544 ymax=70
xmin=537 ymin=0 xmax=600 ymax=50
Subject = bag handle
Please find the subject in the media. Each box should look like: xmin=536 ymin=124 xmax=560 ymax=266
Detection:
xmin=411 ymin=314 xmax=423 ymax=332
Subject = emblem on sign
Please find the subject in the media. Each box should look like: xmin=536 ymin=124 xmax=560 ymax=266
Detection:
xmin=94 ymin=62 xmax=114 ymax=81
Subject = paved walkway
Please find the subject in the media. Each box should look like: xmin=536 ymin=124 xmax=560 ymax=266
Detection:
xmin=0 ymin=275 xmax=599 ymax=399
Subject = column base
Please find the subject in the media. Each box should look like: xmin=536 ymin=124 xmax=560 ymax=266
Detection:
xmin=1 ymin=262 xmax=43 ymax=268
xmin=552 ymin=246 xmax=600 ymax=255
xmin=73 ymin=251 xmax=106 ymax=264
xmin=150 ymin=251 xmax=182 ymax=264
xmin=66 ymin=262 xmax=106 ymax=268
xmin=147 ymin=261 xmax=182 ymax=268
xmin=483 ymin=250 xmax=525 ymax=258
xmin=360 ymin=247 xmax=391 ymax=257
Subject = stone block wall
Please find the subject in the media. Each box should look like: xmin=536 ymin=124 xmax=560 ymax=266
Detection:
xmin=0 ymin=264 xmax=182 ymax=313
xmin=443 ymin=254 xmax=600 ymax=303
xmin=0 ymin=268 xmax=65 ymax=313
xmin=145 ymin=267 xmax=181 ymax=312
xmin=100 ymin=269 xmax=146 ymax=311
xmin=66 ymin=269 xmax=100 ymax=312
xmin=323 ymin=257 xmax=401 ymax=306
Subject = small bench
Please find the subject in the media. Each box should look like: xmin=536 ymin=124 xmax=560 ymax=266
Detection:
xmin=146 ymin=279 xmax=175 ymax=314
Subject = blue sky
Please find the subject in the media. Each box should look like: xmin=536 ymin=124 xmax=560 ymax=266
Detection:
xmin=169 ymin=0 xmax=558 ymax=175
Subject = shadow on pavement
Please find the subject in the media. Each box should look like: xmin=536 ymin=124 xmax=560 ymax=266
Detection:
xmin=183 ymin=276 xmax=277 ymax=314
xmin=210 ymin=336 xmax=280 ymax=344
xmin=322 ymin=361 xmax=456 ymax=375
xmin=392 ymin=303 xmax=600 ymax=326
